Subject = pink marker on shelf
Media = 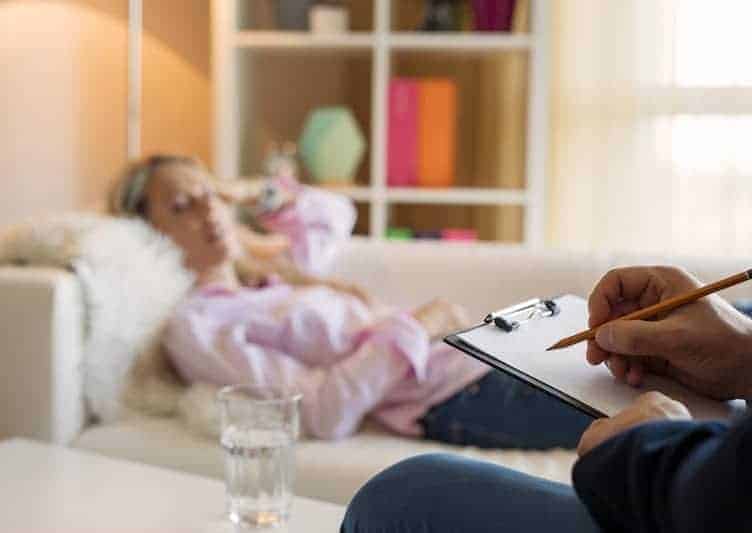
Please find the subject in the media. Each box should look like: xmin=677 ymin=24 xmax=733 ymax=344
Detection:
xmin=441 ymin=229 xmax=478 ymax=242
xmin=387 ymin=79 xmax=418 ymax=187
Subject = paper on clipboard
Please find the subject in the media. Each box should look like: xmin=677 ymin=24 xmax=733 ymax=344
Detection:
xmin=448 ymin=295 xmax=739 ymax=420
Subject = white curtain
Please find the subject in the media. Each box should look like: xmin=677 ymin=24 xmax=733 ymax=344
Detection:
xmin=549 ymin=0 xmax=752 ymax=258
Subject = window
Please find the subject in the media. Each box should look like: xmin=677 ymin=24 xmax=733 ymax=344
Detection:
xmin=669 ymin=0 xmax=752 ymax=256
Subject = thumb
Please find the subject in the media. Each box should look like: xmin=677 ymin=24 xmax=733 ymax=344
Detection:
xmin=595 ymin=319 xmax=675 ymax=357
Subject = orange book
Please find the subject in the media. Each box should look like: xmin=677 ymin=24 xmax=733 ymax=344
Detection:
xmin=417 ymin=79 xmax=457 ymax=187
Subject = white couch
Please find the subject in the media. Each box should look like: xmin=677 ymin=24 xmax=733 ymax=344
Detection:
xmin=2 ymin=239 xmax=751 ymax=505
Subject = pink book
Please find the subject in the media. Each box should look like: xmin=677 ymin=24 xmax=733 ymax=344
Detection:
xmin=388 ymin=79 xmax=418 ymax=187
xmin=442 ymin=228 xmax=478 ymax=242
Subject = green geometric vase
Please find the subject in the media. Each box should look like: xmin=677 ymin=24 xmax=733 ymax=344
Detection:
xmin=299 ymin=107 xmax=366 ymax=184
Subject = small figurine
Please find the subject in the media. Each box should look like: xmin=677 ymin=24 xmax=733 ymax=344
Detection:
xmin=262 ymin=141 xmax=300 ymax=180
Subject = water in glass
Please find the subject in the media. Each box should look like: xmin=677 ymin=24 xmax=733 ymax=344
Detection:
xmin=222 ymin=424 xmax=295 ymax=528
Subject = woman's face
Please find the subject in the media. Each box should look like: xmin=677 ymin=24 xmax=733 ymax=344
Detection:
xmin=144 ymin=162 xmax=241 ymax=275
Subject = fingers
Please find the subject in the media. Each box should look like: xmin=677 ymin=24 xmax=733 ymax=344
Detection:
xmin=586 ymin=340 xmax=609 ymax=365
xmin=608 ymin=356 xmax=645 ymax=386
xmin=588 ymin=267 xmax=664 ymax=327
xmin=577 ymin=418 xmax=607 ymax=456
xmin=587 ymin=341 xmax=643 ymax=386
xmin=595 ymin=319 xmax=677 ymax=357
xmin=587 ymin=268 xmax=661 ymax=376
xmin=595 ymin=354 xmax=645 ymax=387
xmin=626 ymin=361 xmax=644 ymax=387
xmin=216 ymin=190 xmax=238 ymax=204
xmin=587 ymin=299 xmax=643 ymax=364
xmin=577 ymin=392 xmax=691 ymax=456
xmin=635 ymin=391 xmax=692 ymax=419
xmin=576 ymin=409 xmax=635 ymax=456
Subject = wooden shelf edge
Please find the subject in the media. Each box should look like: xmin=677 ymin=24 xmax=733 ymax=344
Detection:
xmin=385 ymin=187 xmax=528 ymax=206
xmin=314 ymin=185 xmax=373 ymax=202
xmin=234 ymin=31 xmax=375 ymax=49
xmin=310 ymin=185 xmax=528 ymax=206
xmin=390 ymin=32 xmax=533 ymax=51
xmin=232 ymin=31 xmax=533 ymax=51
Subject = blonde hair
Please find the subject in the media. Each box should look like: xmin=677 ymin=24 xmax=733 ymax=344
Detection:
xmin=109 ymin=154 xmax=202 ymax=219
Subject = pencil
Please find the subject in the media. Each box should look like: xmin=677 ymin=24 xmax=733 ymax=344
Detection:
xmin=547 ymin=268 xmax=752 ymax=351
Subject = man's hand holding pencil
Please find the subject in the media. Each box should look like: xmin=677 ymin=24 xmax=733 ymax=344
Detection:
xmin=584 ymin=266 xmax=752 ymax=401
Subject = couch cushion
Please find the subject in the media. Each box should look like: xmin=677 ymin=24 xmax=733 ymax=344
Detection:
xmin=74 ymin=416 xmax=577 ymax=506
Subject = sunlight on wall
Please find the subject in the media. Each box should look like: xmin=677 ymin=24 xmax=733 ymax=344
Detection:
xmin=0 ymin=1 xmax=210 ymax=225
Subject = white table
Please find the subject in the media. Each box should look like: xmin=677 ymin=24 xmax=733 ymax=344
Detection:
xmin=0 ymin=439 xmax=345 ymax=532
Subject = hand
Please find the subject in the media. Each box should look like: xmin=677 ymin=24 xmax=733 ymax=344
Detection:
xmin=217 ymin=179 xmax=297 ymax=214
xmin=324 ymin=280 xmax=373 ymax=307
xmin=587 ymin=266 xmax=752 ymax=400
xmin=237 ymin=226 xmax=291 ymax=259
xmin=215 ymin=179 xmax=265 ymax=205
xmin=577 ymin=391 xmax=692 ymax=456
xmin=412 ymin=299 xmax=471 ymax=341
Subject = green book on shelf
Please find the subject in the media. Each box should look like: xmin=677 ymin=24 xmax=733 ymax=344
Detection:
xmin=386 ymin=227 xmax=414 ymax=241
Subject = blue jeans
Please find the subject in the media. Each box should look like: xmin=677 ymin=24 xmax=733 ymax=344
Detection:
xmin=421 ymin=370 xmax=594 ymax=449
xmin=341 ymin=454 xmax=601 ymax=533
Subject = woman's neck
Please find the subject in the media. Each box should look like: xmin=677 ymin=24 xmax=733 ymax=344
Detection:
xmin=196 ymin=262 xmax=241 ymax=290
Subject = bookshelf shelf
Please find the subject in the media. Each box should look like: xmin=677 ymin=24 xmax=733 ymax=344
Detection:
xmin=232 ymin=32 xmax=532 ymax=52
xmin=389 ymin=32 xmax=533 ymax=51
xmin=213 ymin=0 xmax=550 ymax=246
xmin=385 ymin=187 xmax=527 ymax=206
xmin=317 ymin=186 xmax=527 ymax=206
xmin=319 ymin=186 xmax=373 ymax=203
xmin=234 ymin=31 xmax=375 ymax=50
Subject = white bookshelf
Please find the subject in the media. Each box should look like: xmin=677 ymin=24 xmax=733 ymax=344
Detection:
xmin=212 ymin=0 xmax=550 ymax=246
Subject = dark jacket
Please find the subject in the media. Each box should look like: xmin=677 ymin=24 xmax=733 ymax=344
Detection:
xmin=573 ymin=414 xmax=752 ymax=533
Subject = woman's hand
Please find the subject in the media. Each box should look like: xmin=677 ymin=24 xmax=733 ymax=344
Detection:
xmin=217 ymin=179 xmax=297 ymax=215
xmin=322 ymin=280 xmax=373 ymax=307
xmin=412 ymin=299 xmax=471 ymax=341
xmin=587 ymin=266 xmax=752 ymax=400
xmin=577 ymin=391 xmax=691 ymax=456
xmin=216 ymin=179 xmax=264 ymax=205
xmin=237 ymin=226 xmax=291 ymax=260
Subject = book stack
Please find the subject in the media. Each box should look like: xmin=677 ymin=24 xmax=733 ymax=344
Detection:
xmin=387 ymin=78 xmax=457 ymax=188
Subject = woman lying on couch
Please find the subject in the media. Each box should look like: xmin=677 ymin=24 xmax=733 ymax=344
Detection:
xmin=111 ymin=154 xmax=592 ymax=448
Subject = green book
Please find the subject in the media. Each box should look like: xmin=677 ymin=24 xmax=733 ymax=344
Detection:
xmin=386 ymin=227 xmax=414 ymax=241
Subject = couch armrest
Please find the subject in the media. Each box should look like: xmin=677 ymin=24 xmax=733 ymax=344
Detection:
xmin=0 ymin=267 xmax=86 ymax=444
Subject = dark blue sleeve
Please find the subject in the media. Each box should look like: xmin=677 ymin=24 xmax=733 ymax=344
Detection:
xmin=572 ymin=414 xmax=752 ymax=533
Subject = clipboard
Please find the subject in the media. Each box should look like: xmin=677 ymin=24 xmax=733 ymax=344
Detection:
xmin=445 ymin=295 xmax=740 ymax=421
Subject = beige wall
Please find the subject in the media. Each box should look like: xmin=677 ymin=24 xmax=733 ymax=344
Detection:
xmin=0 ymin=0 xmax=211 ymax=226
xmin=142 ymin=0 xmax=211 ymax=167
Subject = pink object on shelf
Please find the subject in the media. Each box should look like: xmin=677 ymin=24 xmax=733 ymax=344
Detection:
xmin=472 ymin=0 xmax=516 ymax=32
xmin=441 ymin=228 xmax=478 ymax=242
xmin=387 ymin=79 xmax=418 ymax=187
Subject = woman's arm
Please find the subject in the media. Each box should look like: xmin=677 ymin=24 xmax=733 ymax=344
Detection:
xmin=235 ymin=245 xmax=371 ymax=304
xmin=232 ymin=179 xmax=368 ymax=301
xmin=256 ymin=179 xmax=357 ymax=277
xmin=163 ymin=307 xmax=430 ymax=440
xmin=573 ymin=411 xmax=752 ymax=533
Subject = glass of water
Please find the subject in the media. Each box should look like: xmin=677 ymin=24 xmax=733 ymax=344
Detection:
xmin=218 ymin=385 xmax=301 ymax=529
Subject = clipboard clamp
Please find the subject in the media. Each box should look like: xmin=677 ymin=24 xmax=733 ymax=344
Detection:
xmin=483 ymin=298 xmax=560 ymax=332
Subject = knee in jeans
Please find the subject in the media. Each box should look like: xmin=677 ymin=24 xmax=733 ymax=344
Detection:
xmin=342 ymin=454 xmax=451 ymax=532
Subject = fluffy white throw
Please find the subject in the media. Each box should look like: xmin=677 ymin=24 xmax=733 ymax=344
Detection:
xmin=0 ymin=214 xmax=195 ymax=423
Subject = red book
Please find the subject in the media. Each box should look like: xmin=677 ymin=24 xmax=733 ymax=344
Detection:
xmin=387 ymin=79 xmax=418 ymax=187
